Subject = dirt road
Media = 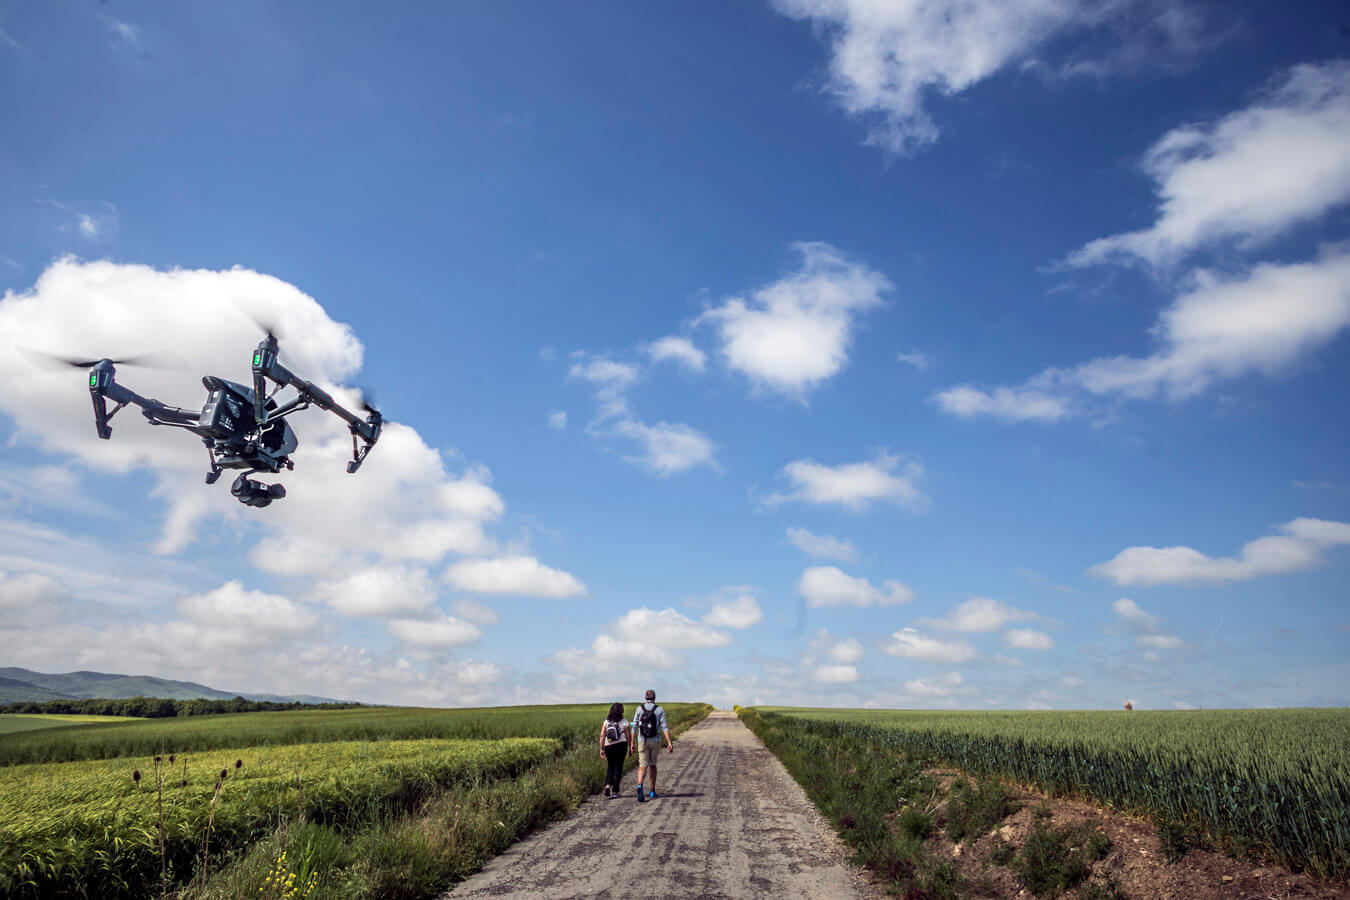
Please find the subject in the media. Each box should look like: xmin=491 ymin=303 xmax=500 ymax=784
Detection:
xmin=443 ymin=710 xmax=877 ymax=900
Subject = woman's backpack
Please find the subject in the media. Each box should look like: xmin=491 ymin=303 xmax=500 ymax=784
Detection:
xmin=605 ymin=720 xmax=623 ymax=744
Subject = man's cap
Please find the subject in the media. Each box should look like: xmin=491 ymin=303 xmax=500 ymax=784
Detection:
xmin=645 ymin=690 xmax=655 ymax=700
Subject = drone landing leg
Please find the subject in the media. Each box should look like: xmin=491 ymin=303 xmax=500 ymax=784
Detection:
xmin=203 ymin=444 xmax=221 ymax=485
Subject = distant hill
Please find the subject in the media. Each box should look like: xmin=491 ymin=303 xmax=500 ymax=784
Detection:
xmin=0 ymin=667 xmax=342 ymax=705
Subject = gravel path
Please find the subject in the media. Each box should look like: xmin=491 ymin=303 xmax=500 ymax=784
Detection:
xmin=443 ymin=710 xmax=878 ymax=900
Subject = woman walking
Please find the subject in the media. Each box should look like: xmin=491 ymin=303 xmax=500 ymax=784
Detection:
xmin=599 ymin=702 xmax=630 ymax=798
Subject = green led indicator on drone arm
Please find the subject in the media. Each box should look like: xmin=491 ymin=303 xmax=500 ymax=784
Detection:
xmin=90 ymin=374 xmax=98 ymax=387
xmin=253 ymin=353 xmax=262 ymax=366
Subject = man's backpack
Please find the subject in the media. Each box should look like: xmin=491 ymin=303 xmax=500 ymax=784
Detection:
xmin=605 ymin=720 xmax=622 ymax=744
xmin=637 ymin=704 xmax=660 ymax=739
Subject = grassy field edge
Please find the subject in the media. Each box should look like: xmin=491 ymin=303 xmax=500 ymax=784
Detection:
xmin=186 ymin=702 xmax=714 ymax=900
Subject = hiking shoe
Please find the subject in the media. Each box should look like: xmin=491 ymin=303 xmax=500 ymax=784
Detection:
xmin=603 ymin=785 xmax=611 ymax=798
xmin=648 ymin=790 xmax=658 ymax=799
xmin=636 ymin=786 xmax=646 ymax=802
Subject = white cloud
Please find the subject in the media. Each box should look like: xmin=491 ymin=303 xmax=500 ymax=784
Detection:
xmin=0 ymin=569 xmax=69 ymax=608
xmin=1066 ymin=61 xmax=1350 ymax=268
xmin=449 ymin=597 xmax=500 ymax=626
xmin=1090 ymin=518 xmax=1350 ymax=585
xmin=813 ymin=664 xmax=859 ymax=683
xmin=612 ymin=607 xmax=732 ymax=649
xmin=903 ymin=671 xmax=966 ymax=698
xmin=992 ymin=653 xmax=1024 ymax=667
xmin=702 ymin=592 xmax=763 ymax=629
xmin=108 ymin=19 xmax=140 ymax=44
xmin=0 ymin=259 xmax=505 ymax=570
xmin=785 ymin=527 xmax=858 ymax=562
xmin=698 ymin=242 xmax=891 ymax=396
xmin=1112 ymin=597 xmax=1159 ymax=628
xmin=933 ymin=384 xmax=1069 ymax=422
xmin=921 ymin=596 xmax=1036 ymax=632
xmin=444 ymin=555 xmax=587 ymax=598
xmin=313 ymin=567 xmax=438 ymax=618
xmin=828 ymin=637 xmax=864 ymax=664
xmin=567 ymin=357 xmax=640 ymax=423
xmin=1060 ymin=675 xmax=1086 ymax=688
xmin=772 ymin=0 xmax=1095 ymax=154
xmin=767 ymin=451 xmax=926 ymax=512
xmin=386 ymin=613 xmax=482 ymax=649
xmin=547 ymin=410 xmax=567 ymax=430
xmin=567 ymin=350 xmax=717 ymax=477
xmin=799 ymin=565 xmax=914 ymax=607
xmin=176 ymin=581 xmax=317 ymax=639
xmin=612 ymin=419 xmax=717 ymax=477
xmin=547 ymin=634 xmax=683 ymax=673
xmin=644 ymin=336 xmax=706 ymax=372
xmin=882 ymin=627 xmax=977 ymax=664
xmin=1137 ymin=633 xmax=1183 ymax=650
xmin=896 ymin=350 xmax=930 ymax=370
xmin=940 ymin=248 xmax=1350 ymax=416
xmin=1004 ymin=627 xmax=1054 ymax=650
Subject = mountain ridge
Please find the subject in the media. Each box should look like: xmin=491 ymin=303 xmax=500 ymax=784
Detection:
xmin=0 ymin=667 xmax=341 ymax=705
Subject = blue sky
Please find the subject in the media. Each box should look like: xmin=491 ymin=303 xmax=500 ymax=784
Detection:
xmin=1 ymin=1 xmax=1348 ymax=709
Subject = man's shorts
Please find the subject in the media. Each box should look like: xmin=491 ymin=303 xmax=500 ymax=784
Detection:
xmin=637 ymin=738 xmax=662 ymax=766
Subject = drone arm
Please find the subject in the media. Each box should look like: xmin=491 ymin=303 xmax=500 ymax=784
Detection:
xmin=89 ymin=370 xmax=197 ymax=439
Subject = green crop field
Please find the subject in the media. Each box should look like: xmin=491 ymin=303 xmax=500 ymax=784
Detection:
xmin=0 ymin=702 xmax=706 ymax=766
xmin=0 ymin=713 xmax=143 ymax=734
xmin=752 ymin=706 xmax=1350 ymax=879
xmin=0 ymin=702 xmax=712 ymax=899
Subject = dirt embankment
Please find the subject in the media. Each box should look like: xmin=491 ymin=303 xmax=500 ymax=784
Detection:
xmin=927 ymin=768 xmax=1350 ymax=900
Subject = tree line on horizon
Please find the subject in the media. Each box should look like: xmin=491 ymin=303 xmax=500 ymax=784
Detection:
xmin=1 ymin=696 xmax=367 ymax=718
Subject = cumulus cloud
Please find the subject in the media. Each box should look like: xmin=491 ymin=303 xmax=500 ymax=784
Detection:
xmin=386 ymin=613 xmax=482 ymax=649
xmin=313 ymin=567 xmax=439 ymax=618
xmin=702 ymin=591 xmax=763 ymax=629
xmin=772 ymin=0 xmax=1106 ymax=154
xmin=920 ymin=596 xmax=1037 ymax=632
xmin=1137 ymin=633 xmax=1183 ymax=650
xmin=449 ymin=597 xmax=500 ymax=626
xmin=902 ymin=671 xmax=966 ymax=698
xmin=612 ymin=419 xmax=718 ymax=477
xmin=896 ymin=350 xmax=930 ymax=370
xmin=567 ymin=351 xmax=717 ymax=477
xmin=547 ymin=410 xmax=567 ymax=430
xmin=1066 ymin=61 xmax=1350 ymax=268
xmin=546 ymin=635 xmax=683 ymax=673
xmin=1090 ymin=518 xmax=1350 ymax=585
xmin=881 ymin=627 xmax=977 ymax=664
xmin=799 ymin=565 xmax=914 ymax=607
xmin=177 ymin=581 xmax=317 ymax=638
xmin=1112 ymin=597 xmax=1159 ymax=628
xmin=0 ymin=259 xmax=506 ymax=568
xmin=644 ymin=336 xmax=706 ymax=372
xmin=444 ymin=555 xmax=587 ymax=598
xmin=766 ymin=451 xmax=926 ymax=512
xmin=785 ymin=527 xmax=858 ymax=562
xmin=1004 ymin=627 xmax=1054 ymax=650
xmin=612 ymin=607 xmax=732 ymax=649
xmin=698 ymin=242 xmax=891 ymax=396
xmin=813 ymin=664 xmax=859 ymax=683
xmin=934 ymin=384 xmax=1069 ymax=422
xmin=0 ymin=569 xmax=70 ymax=609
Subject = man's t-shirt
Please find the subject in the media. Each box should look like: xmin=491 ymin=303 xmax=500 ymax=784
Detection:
xmin=634 ymin=702 xmax=667 ymax=740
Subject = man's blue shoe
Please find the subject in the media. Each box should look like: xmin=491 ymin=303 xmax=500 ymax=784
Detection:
xmin=636 ymin=786 xmax=645 ymax=802
xmin=648 ymin=790 xmax=658 ymax=799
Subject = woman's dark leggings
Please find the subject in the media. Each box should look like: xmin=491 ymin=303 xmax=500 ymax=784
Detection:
xmin=604 ymin=741 xmax=628 ymax=792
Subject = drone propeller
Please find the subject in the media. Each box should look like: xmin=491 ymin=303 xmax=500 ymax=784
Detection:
xmin=20 ymin=348 xmax=186 ymax=371
xmin=352 ymin=385 xmax=380 ymax=416
xmin=241 ymin=309 xmax=284 ymax=341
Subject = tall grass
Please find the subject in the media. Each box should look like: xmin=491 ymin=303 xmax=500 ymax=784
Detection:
xmin=756 ymin=706 xmax=1350 ymax=879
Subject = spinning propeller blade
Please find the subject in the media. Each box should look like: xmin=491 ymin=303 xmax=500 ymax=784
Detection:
xmin=20 ymin=348 xmax=186 ymax=371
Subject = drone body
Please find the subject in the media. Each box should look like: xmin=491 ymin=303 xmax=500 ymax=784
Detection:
xmin=80 ymin=333 xmax=381 ymax=507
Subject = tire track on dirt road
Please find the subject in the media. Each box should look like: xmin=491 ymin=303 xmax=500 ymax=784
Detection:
xmin=443 ymin=710 xmax=880 ymax=900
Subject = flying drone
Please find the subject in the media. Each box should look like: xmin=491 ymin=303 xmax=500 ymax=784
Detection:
xmin=48 ymin=329 xmax=381 ymax=508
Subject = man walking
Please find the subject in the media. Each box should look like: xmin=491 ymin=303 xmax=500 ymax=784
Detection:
xmin=630 ymin=689 xmax=672 ymax=801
